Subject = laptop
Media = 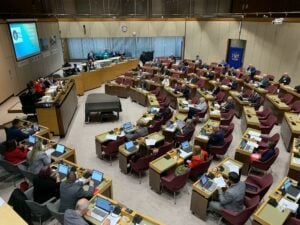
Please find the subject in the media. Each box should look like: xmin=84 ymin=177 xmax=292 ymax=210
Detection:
xmin=123 ymin=122 xmax=134 ymax=133
xmin=91 ymin=197 xmax=112 ymax=222
xmin=199 ymin=174 xmax=216 ymax=191
xmin=51 ymin=144 xmax=65 ymax=157
xmin=58 ymin=164 xmax=69 ymax=179
xmin=283 ymin=179 xmax=300 ymax=198
xmin=26 ymin=135 xmax=36 ymax=145
xmin=125 ymin=141 xmax=137 ymax=152
xmin=181 ymin=141 xmax=192 ymax=153
xmin=91 ymin=170 xmax=104 ymax=187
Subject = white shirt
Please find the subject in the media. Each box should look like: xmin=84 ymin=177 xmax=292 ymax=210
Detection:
xmin=162 ymin=78 xmax=170 ymax=87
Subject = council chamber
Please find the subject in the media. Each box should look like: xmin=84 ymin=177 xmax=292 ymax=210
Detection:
xmin=1 ymin=1 xmax=300 ymax=225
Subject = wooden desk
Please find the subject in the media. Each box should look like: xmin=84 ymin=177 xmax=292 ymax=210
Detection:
xmin=36 ymin=80 xmax=78 ymax=137
xmin=146 ymin=79 xmax=163 ymax=91
xmin=164 ymin=86 xmax=183 ymax=109
xmin=1 ymin=118 xmax=51 ymax=140
xmin=137 ymin=112 xmax=155 ymax=126
xmin=244 ymin=82 xmax=268 ymax=96
xmin=288 ymin=138 xmax=300 ymax=182
xmin=190 ymin=157 xmax=243 ymax=220
xmin=66 ymin=59 xmax=138 ymax=95
xmin=252 ymin=177 xmax=296 ymax=225
xmin=105 ymin=82 xmax=130 ymax=98
xmin=241 ymin=106 xmax=260 ymax=133
xmin=149 ymin=149 xmax=184 ymax=193
xmin=85 ymin=194 xmax=165 ymax=225
xmin=197 ymin=89 xmax=215 ymax=101
xmin=95 ymin=128 xmax=126 ymax=158
xmin=177 ymin=97 xmax=189 ymax=113
xmin=234 ymin=128 xmax=261 ymax=175
xmin=229 ymin=90 xmax=250 ymax=118
xmin=194 ymin=119 xmax=220 ymax=149
xmin=281 ymin=112 xmax=300 ymax=151
xmin=130 ymin=87 xmax=149 ymax=106
xmin=264 ymin=94 xmax=290 ymax=123
xmin=119 ymin=132 xmax=165 ymax=174
xmin=208 ymin=101 xmax=221 ymax=120
xmin=147 ymin=94 xmax=160 ymax=108
xmin=279 ymin=84 xmax=300 ymax=101
xmin=52 ymin=159 xmax=113 ymax=198
xmin=0 ymin=198 xmax=27 ymax=225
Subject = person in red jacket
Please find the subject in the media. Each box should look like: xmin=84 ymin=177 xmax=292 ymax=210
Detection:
xmin=4 ymin=140 xmax=29 ymax=164
xmin=187 ymin=145 xmax=208 ymax=168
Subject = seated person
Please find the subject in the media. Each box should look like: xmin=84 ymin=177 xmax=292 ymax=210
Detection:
xmin=26 ymin=140 xmax=51 ymax=174
xmin=195 ymin=55 xmax=202 ymax=67
xmin=33 ymin=165 xmax=60 ymax=204
xmin=226 ymin=68 xmax=236 ymax=76
xmin=250 ymin=141 xmax=276 ymax=162
xmin=153 ymin=58 xmax=162 ymax=68
xmin=59 ymin=171 xmax=95 ymax=212
xmin=211 ymin=86 xmax=220 ymax=96
xmin=187 ymin=75 xmax=198 ymax=84
xmin=186 ymin=145 xmax=208 ymax=169
xmin=33 ymin=80 xmax=44 ymax=94
xmin=295 ymin=85 xmax=300 ymax=93
xmin=208 ymin=172 xmax=245 ymax=215
xmin=258 ymin=74 xmax=269 ymax=88
xmin=178 ymin=61 xmax=188 ymax=73
xmin=73 ymin=64 xmax=80 ymax=74
xmin=188 ymin=97 xmax=207 ymax=119
xmin=177 ymin=84 xmax=190 ymax=99
xmin=161 ymin=76 xmax=170 ymax=87
xmin=87 ymin=59 xmax=95 ymax=70
xmin=131 ymin=143 xmax=152 ymax=163
xmin=175 ymin=119 xmax=195 ymax=137
xmin=138 ymin=80 xmax=148 ymax=90
xmin=204 ymin=71 xmax=215 ymax=80
xmin=207 ymin=126 xmax=225 ymax=151
xmin=64 ymin=198 xmax=91 ymax=225
xmin=221 ymin=96 xmax=235 ymax=113
xmin=246 ymin=64 xmax=256 ymax=79
xmin=87 ymin=51 xmax=95 ymax=61
xmin=230 ymin=79 xmax=238 ymax=89
xmin=3 ymin=140 xmax=28 ymax=164
xmin=278 ymin=72 xmax=291 ymax=85
xmin=6 ymin=119 xmax=32 ymax=142
xmin=125 ymin=125 xmax=149 ymax=141
xmin=248 ymin=91 xmax=261 ymax=108
xmin=63 ymin=62 xmax=72 ymax=67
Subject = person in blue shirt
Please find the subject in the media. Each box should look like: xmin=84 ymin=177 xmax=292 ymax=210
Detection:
xmin=246 ymin=64 xmax=256 ymax=80
xmin=6 ymin=119 xmax=33 ymax=142
xmin=259 ymin=74 xmax=269 ymax=88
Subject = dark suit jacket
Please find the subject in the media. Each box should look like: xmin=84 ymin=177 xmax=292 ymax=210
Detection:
xmin=279 ymin=75 xmax=291 ymax=85
xmin=259 ymin=79 xmax=269 ymax=88
xmin=248 ymin=92 xmax=261 ymax=108
xmin=59 ymin=182 xmax=94 ymax=212
xmin=6 ymin=127 xmax=29 ymax=142
xmin=208 ymin=130 xmax=225 ymax=147
xmin=33 ymin=176 xmax=60 ymax=204
xmin=260 ymin=148 xmax=275 ymax=162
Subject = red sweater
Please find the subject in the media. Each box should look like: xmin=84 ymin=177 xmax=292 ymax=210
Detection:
xmin=34 ymin=82 xmax=44 ymax=93
xmin=188 ymin=150 xmax=208 ymax=168
xmin=4 ymin=147 xmax=28 ymax=164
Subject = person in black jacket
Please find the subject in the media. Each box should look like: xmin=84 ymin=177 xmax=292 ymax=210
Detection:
xmin=33 ymin=165 xmax=60 ymax=204
xmin=278 ymin=72 xmax=291 ymax=85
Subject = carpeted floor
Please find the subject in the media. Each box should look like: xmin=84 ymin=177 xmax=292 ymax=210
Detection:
xmin=0 ymin=85 xmax=290 ymax=225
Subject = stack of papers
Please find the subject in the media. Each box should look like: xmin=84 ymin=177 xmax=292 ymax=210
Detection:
xmin=143 ymin=117 xmax=152 ymax=121
xmin=249 ymin=131 xmax=261 ymax=137
xmin=278 ymin=198 xmax=299 ymax=213
xmin=145 ymin=138 xmax=156 ymax=146
xmin=197 ymin=134 xmax=209 ymax=140
xmin=223 ymin=161 xmax=240 ymax=175
xmin=213 ymin=176 xmax=227 ymax=188
xmin=106 ymin=134 xmax=117 ymax=141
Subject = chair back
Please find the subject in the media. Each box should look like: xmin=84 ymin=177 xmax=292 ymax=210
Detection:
xmin=115 ymin=77 xmax=124 ymax=84
xmin=266 ymin=74 xmax=275 ymax=81
xmin=157 ymin=141 xmax=174 ymax=158
xmin=252 ymin=148 xmax=279 ymax=171
xmin=124 ymin=71 xmax=133 ymax=77
xmin=151 ymin=76 xmax=160 ymax=83
xmin=18 ymin=164 xmax=37 ymax=184
xmin=281 ymin=93 xmax=294 ymax=105
xmin=256 ymin=173 xmax=273 ymax=199
xmin=163 ymin=168 xmax=190 ymax=192
xmin=257 ymin=107 xmax=272 ymax=120
xmin=221 ymin=109 xmax=235 ymax=126
xmin=266 ymin=85 xmax=277 ymax=94
xmin=221 ymin=78 xmax=230 ymax=85
xmin=291 ymin=100 xmax=300 ymax=113
xmin=270 ymin=133 xmax=280 ymax=145
xmin=148 ymin=120 xmax=162 ymax=134
xmin=0 ymin=157 xmax=21 ymax=174
xmin=131 ymin=154 xmax=154 ymax=172
xmin=47 ymin=199 xmax=64 ymax=225
xmin=285 ymin=217 xmax=300 ymax=225
xmin=123 ymin=79 xmax=133 ymax=86
xmin=25 ymin=200 xmax=52 ymax=222
xmin=151 ymin=87 xmax=161 ymax=96
xmin=221 ymin=123 xmax=234 ymax=138
xmin=215 ymin=91 xmax=226 ymax=103
xmin=191 ymin=96 xmax=199 ymax=104
xmin=190 ymin=156 xmax=213 ymax=181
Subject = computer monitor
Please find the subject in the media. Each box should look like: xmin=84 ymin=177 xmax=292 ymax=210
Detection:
xmin=123 ymin=122 xmax=132 ymax=130
xmin=125 ymin=141 xmax=134 ymax=150
xmin=199 ymin=174 xmax=208 ymax=187
xmin=181 ymin=141 xmax=189 ymax=150
xmin=56 ymin=144 xmax=65 ymax=153
xmin=95 ymin=197 xmax=112 ymax=212
xmin=58 ymin=164 xmax=69 ymax=175
xmin=91 ymin=170 xmax=103 ymax=182
xmin=28 ymin=135 xmax=36 ymax=144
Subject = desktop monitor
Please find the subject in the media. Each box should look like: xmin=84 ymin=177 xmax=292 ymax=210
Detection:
xmin=95 ymin=197 xmax=112 ymax=212
xmin=58 ymin=164 xmax=69 ymax=175
xmin=56 ymin=144 xmax=65 ymax=153
xmin=125 ymin=141 xmax=134 ymax=150
xmin=91 ymin=170 xmax=103 ymax=182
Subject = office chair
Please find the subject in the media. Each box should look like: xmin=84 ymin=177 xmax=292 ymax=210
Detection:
xmin=244 ymin=173 xmax=273 ymax=200
xmin=196 ymin=78 xmax=205 ymax=88
xmin=189 ymin=156 xmax=213 ymax=181
xmin=218 ymin=196 xmax=260 ymax=225
xmin=209 ymin=134 xmax=233 ymax=157
xmin=18 ymin=164 xmax=37 ymax=185
xmin=215 ymin=91 xmax=226 ymax=104
xmin=290 ymin=100 xmax=300 ymax=113
xmin=220 ymin=109 xmax=235 ymax=126
xmin=47 ymin=199 xmax=64 ymax=225
xmin=266 ymin=85 xmax=277 ymax=94
xmin=250 ymin=148 xmax=279 ymax=173
xmin=258 ymin=133 xmax=280 ymax=148
xmin=259 ymin=115 xmax=277 ymax=134
xmin=256 ymin=107 xmax=272 ymax=120
xmin=156 ymin=141 xmax=174 ymax=158
xmin=193 ymin=107 xmax=208 ymax=123
xmin=101 ymin=137 xmax=125 ymax=165
xmin=280 ymin=93 xmax=294 ymax=105
xmin=0 ymin=155 xmax=22 ymax=186
xmin=285 ymin=217 xmax=300 ymax=225
xmin=129 ymin=154 xmax=154 ymax=184
xmin=115 ymin=77 xmax=124 ymax=85
xmin=220 ymin=123 xmax=234 ymax=138
xmin=174 ymin=127 xmax=195 ymax=144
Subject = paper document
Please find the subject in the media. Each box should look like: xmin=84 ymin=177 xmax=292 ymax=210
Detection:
xmin=106 ymin=134 xmax=117 ymax=141
xmin=45 ymin=148 xmax=55 ymax=156
xmin=213 ymin=176 xmax=227 ymax=188
xmin=145 ymin=138 xmax=156 ymax=146
xmin=211 ymin=110 xmax=220 ymax=115
xmin=224 ymin=161 xmax=240 ymax=174
xmin=249 ymin=131 xmax=261 ymax=137
xmin=247 ymin=141 xmax=258 ymax=148
xmin=143 ymin=117 xmax=152 ymax=121
xmin=105 ymin=215 xmax=120 ymax=225
xmin=250 ymin=135 xmax=262 ymax=142
xmin=165 ymin=126 xmax=176 ymax=132
xmin=278 ymin=198 xmax=299 ymax=213
xmin=197 ymin=134 xmax=209 ymax=140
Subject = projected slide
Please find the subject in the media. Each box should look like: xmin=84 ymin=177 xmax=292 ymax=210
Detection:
xmin=9 ymin=22 xmax=41 ymax=61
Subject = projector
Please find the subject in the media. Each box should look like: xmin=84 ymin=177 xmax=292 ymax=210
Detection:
xmin=272 ymin=18 xmax=284 ymax=25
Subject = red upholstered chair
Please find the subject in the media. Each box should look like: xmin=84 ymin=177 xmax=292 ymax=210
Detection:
xmin=258 ymin=133 xmax=280 ymax=148
xmin=191 ymin=96 xmax=199 ymax=104
xmin=189 ymin=156 xmax=213 ymax=181
xmin=219 ymin=196 xmax=260 ymax=225
xmin=196 ymin=78 xmax=205 ymax=88
xmin=123 ymin=79 xmax=133 ymax=86
xmin=250 ymin=148 xmax=279 ymax=172
xmin=174 ymin=128 xmax=195 ymax=144
xmin=266 ymin=85 xmax=278 ymax=94
xmin=244 ymin=173 xmax=273 ymax=200
xmin=124 ymin=71 xmax=133 ymax=77
xmin=171 ymin=73 xmax=180 ymax=79
xmin=115 ymin=77 xmax=124 ymax=85
xmin=220 ymin=123 xmax=234 ymax=138
xmin=259 ymin=115 xmax=277 ymax=134
xmin=215 ymin=91 xmax=226 ymax=104
xmin=280 ymin=93 xmax=294 ymax=105
xmin=159 ymin=97 xmax=171 ymax=109
xmin=290 ymin=100 xmax=300 ymax=113
xmin=156 ymin=141 xmax=174 ymax=158
xmin=266 ymin=74 xmax=275 ymax=81
xmin=151 ymin=87 xmax=161 ymax=96
xmin=220 ymin=109 xmax=235 ymax=126
xmin=157 ymin=92 xmax=167 ymax=102
xmin=193 ymin=107 xmax=208 ymax=123
xmin=151 ymin=76 xmax=160 ymax=83
xmin=285 ymin=217 xmax=300 ymax=225
xmin=161 ymin=168 xmax=190 ymax=204
xmin=256 ymin=107 xmax=272 ymax=120
xmin=148 ymin=120 xmax=163 ymax=134
xmin=101 ymin=137 xmax=125 ymax=165
xmin=210 ymin=134 xmax=232 ymax=156
xmin=130 ymin=154 xmax=155 ymax=183
xmin=242 ymin=88 xmax=253 ymax=98
xmin=221 ymin=78 xmax=230 ymax=86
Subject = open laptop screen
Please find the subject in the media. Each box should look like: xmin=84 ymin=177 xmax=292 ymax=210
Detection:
xmin=125 ymin=141 xmax=134 ymax=150
xmin=95 ymin=197 xmax=112 ymax=212
xmin=91 ymin=170 xmax=103 ymax=182
xmin=56 ymin=144 xmax=65 ymax=153
xmin=28 ymin=135 xmax=36 ymax=144
xmin=181 ymin=141 xmax=189 ymax=150
xmin=123 ymin=122 xmax=132 ymax=130
xmin=199 ymin=174 xmax=208 ymax=187
xmin=58 ymin=164 xmax=69 ymax=175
